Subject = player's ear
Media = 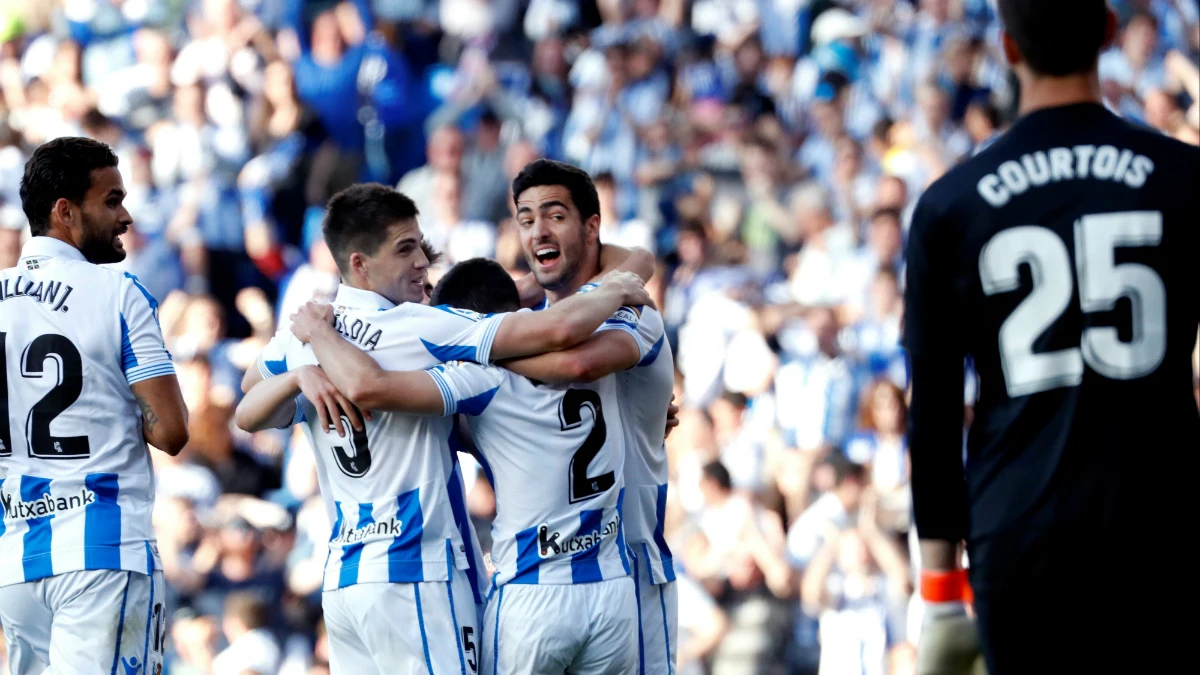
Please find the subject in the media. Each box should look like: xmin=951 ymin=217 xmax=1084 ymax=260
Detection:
xmin=1000 ymin=30 xmax=1021 ymax=68
xmin=583 ymin=213 xmax=601 ymax=245
xmin=1102 ymin=7 xmax=1119 ymax=51
xmin=348 ymin=250 xmax=367 ymax=278
xmin=52 ymin=197 xmax=77 ymax=230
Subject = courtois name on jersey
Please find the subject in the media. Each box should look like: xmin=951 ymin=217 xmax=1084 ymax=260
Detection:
xmin=578 ymin=284 xmax=677 ymax=584
xmin=1 ymin=238 xmax=172 ymax=587
xmin=427 ymin=360 xmax=631 ymax=590
xmin=256 ymin=286 xmax=504 ymax=596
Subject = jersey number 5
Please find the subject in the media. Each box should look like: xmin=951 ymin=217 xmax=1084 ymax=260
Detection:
xmin=0 ymin=332 xmax=90 ymax=459
xmin=979 ymin=210 xmax=1167 ymax=398
xmin=559 ymin=389 xmax=615 ymax=504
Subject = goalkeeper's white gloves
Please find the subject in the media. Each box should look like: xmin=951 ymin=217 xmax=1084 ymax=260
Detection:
xmin=915 ymin=570 xmax=987 ymax=675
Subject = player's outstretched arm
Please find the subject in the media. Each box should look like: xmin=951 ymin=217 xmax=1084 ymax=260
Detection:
xmin=500 ymin=330 xmax=641 ymax=383
xmin=130 ymin=375 xmax=189 ymax=456
xmin=489 ymin=270 xmax=652 ymax=360
xmin=234 ymin=369 xmax=303 ymax=432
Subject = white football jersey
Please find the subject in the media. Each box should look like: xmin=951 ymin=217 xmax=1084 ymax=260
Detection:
xmin=0 ymin=237 xmax=173 ymax=587
xmin=426 ymin=359 xmax=631 ymax=591
xmin=541 ymin=284 xmax=677 ymax=584
xmin=257 ymin=285 xmax=504 ymax=600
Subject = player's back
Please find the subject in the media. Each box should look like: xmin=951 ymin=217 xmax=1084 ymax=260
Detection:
xmin=612 ymin=305 xmax=677 ymax=583
xmin=911 ymin=103 xmax=1199 ymax=578
xmin=265 ymin=296 xmax=505 ymax=593
xmin=429 ymin=361 xmax=630 ymax=590
xmin=0 ymin=243 xmax=170 ymax=585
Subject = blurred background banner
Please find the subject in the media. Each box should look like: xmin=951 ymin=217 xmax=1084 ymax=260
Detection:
xmin=0 ymin=1 xmax=1196 ymax=674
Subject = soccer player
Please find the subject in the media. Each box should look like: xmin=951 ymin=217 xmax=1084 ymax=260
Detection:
xmin=905 ymin=2 xmax=1199 ymax=674
xmin=286 ymin=258 xmax=642 ymax=674
xmin=0 ymin=137 xmax=189 ymax=675
xmin=233 ymin=183 xmax=651 ymax=675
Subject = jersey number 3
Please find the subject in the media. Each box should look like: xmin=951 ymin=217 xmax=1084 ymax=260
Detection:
xmin=559 ymin=389 xmax=615 ymax=504
xmin=0 ymin=332 xmax=89 ymax=459
xmin=979 ymin=210 xmax=1167 ymax=398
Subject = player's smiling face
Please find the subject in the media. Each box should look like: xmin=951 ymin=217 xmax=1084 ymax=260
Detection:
xmin=359 ymin=218 xmax=429 ymax=305
xmin=77 ymin=166 xmax=132 ymax=264
xmin=515 ymin=185 xmax=600 ymax=294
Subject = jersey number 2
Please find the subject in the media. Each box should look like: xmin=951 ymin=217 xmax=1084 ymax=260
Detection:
xmin=559 ymin=389 xmax=615 ymax=504
xmin=979 ymin=211 xmax=1167 ymax=398
xmin=0 ymin=332 xmax=90 ymax=459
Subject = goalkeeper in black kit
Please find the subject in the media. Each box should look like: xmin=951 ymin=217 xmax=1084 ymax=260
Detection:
xmin=903 ymin=1 xmax=1199 ymax=674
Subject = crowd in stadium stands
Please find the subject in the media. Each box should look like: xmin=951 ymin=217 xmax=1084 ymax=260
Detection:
xmin=1 ymin=1 xmax=1197 ymax=674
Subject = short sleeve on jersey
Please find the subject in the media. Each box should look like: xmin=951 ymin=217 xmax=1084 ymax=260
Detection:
xmin=426 ymin=361 xmax=506 ymax=416
xmin=120 ymin=273 xmax=175 ymax=384
xmin=418 ymin=306 xmax=507 ymax=365
xmin=256 ymin=329 xmax=292 ymax=380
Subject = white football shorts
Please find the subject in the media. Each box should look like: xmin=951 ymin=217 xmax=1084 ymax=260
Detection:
xmin=322 ymin=573 xmax=481 ymax=675
xmin=482 ymin=576 xmax=638 ymax=675
xmin=0 ymin=568 xmax=167 ymax=675
xmin=632 ymin=549 xmax=679 ymax=675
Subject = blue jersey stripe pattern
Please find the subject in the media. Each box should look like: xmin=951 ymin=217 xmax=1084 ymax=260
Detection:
xmin=653 ymin=484 xmax=676 ymax=582
xmin=84 ymin=473 xmax=122 ymax=570
xmin=570 ymin=508 xmax=605 ymax=584
xmin=509 ymin=527 xmax=541 ymax=585
xmin=21 ymin=476 xmax=55 ymax=581
xmin=338 ymin=503 xmax=374 ymax=588
xmin=445 ymin=458 xmax=481 ymax=604
xmin=614 ymin=488 xmax=630 ymax=575
xmin=387 ymin=489 xmax=424 ymax=582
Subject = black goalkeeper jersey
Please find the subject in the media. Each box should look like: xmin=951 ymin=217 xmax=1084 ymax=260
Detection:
xmin=904 ymin=102 xmax=1199 ymax=587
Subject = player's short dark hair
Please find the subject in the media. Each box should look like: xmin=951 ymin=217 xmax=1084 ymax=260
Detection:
xmin=430 ymin=258 xmax=521 ymax=314
xmin=511 ymin=159 xmax=600 ymax=222
xmin=20 ymin=136 xmax=119 ymax=237
xmin=701 ymin=460 xmax=732 ymax=492
xmin=998 ymin=0 xmax=1109 ymax=76
xmin=322 ymin=183 xmax=419 ymax=275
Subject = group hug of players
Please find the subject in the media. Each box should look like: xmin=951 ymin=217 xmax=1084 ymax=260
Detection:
xmin=232 ymin=161 xmax=681 ymax=675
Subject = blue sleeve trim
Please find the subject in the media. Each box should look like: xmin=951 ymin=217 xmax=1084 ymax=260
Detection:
xmin=126 ymin=362 xmax=176 ymax=385
xmin=426 ymin=369 xmax=456 ymax=415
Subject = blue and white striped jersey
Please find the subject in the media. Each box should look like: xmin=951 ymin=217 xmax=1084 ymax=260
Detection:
xmin=1 ymin=237 xmax=173 ymax=587
xmin=603 ymin=304 xmax=677 ymax=585
xmin=543 ymin=284 xmax=677 ymax=584
xmin=426 ymin=359 xmax=631 ymax=591
xmin=257 ymin=285 xmax=504 ymax=595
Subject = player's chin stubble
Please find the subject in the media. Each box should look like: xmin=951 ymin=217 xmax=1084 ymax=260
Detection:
xmin=79 ymin=220 xmax=126 ymax=265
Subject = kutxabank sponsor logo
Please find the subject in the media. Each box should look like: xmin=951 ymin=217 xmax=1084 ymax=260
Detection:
xmin=1 ymin=488 xmax=96 ymax=520
xmin=537 ymin=512 xmax=620 ymax=559
xmin=332 ymin=517 xmax=404 ymax=544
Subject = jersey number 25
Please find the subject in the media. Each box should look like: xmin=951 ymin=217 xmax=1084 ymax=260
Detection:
xmin=979 ymin=210 xmax=1166 ymax=398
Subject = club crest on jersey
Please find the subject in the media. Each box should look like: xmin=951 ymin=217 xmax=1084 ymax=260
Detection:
xmin=536 ymin=511 xmax=620 ymax=558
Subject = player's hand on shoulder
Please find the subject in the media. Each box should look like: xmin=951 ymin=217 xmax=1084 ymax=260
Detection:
xmin=290 ymin=301 xmax=336 ymax=343
xmin=600 ymin=270 xmax=654 ymax=308
xmin=294 ymin=365 xmax=370 ymax=437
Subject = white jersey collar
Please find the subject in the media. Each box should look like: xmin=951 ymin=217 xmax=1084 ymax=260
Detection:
xmin=18 ymin=236 xmax=88 ymax=264
xmin=333 ymin=284 xmax=396 ymax=312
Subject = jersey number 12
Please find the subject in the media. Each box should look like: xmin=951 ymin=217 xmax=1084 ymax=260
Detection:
xmin=0 ymin=332 xmax=90 ymax=459
xmin=979 ymin=210 xmax=1167 ymax=398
